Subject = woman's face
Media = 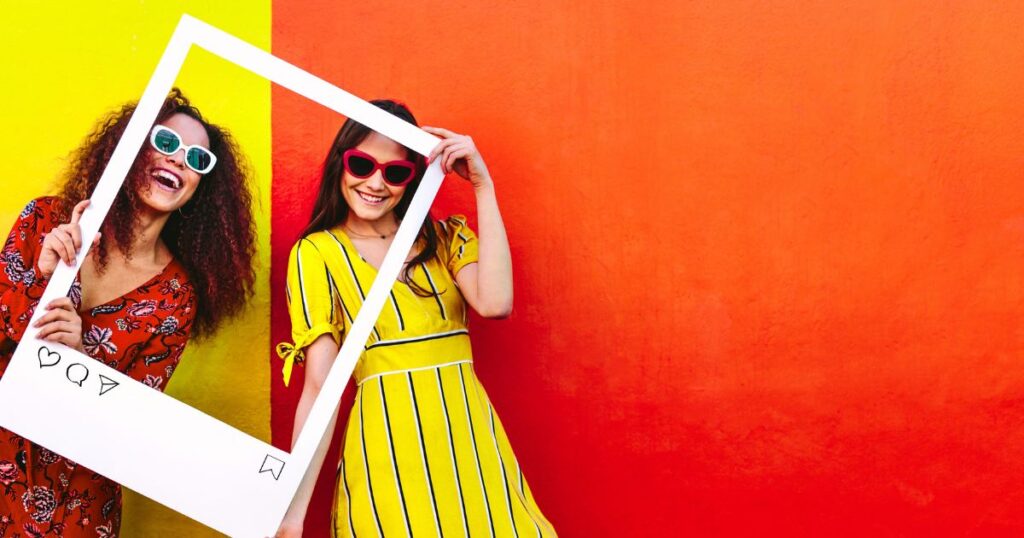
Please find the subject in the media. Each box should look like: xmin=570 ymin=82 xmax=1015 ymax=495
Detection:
xmin=341 ymin=132 xmax=409 ymax=224
xmin=139 ymin=113 xmax=209 ymax=214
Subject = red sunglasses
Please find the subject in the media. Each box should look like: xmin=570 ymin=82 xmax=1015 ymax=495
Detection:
xmin=343 ymin=149 xmax=417 ymax=187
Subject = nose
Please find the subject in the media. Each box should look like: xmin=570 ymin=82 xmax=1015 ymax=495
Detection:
xmin=164 ymin=148 xmax=186 ymax=168
xmin=365 ymin=169 xmax=387 ymax=190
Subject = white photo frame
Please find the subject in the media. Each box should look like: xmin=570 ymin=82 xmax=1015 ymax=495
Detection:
xmin=0 ymin=14 xmax=444 ymax=537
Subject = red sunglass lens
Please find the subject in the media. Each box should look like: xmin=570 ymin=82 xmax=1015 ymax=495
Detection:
xmin=383 ymin=164 xmax=414 ymax=185
xmin=346 ymin=154 xmax=375 ymax=177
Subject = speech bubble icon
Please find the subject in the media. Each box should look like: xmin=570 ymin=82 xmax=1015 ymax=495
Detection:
xmin=65 ymin=363 xmax=89 ymax=387
xmin=37 ymin=346 xmax=61 ymax=368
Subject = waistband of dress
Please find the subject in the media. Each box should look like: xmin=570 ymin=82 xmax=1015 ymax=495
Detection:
xmin=354 ymin=330 xmax=473 ymax=385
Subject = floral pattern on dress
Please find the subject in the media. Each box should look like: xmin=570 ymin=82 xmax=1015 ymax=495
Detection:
xmin=0 ymin=197 xmax=197 ymax=537
xmin=82 ymin=327 xmax=117 ymax=357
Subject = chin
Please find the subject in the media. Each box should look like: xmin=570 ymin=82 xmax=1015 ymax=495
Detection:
xmin=140 ymin=194 xmax=187 ymax=215
xmin=351 ymin=208 xmax=387 ymax=222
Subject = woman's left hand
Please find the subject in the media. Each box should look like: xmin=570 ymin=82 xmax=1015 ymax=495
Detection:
xmin=423 ymin=126 xmax=492 ymax=188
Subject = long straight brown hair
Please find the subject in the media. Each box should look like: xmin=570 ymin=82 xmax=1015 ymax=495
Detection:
xmin=302 ymin=99 xmax=440 ymax=296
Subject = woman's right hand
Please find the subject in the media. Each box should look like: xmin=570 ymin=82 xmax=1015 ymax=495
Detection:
xmin=37 ymin=199 xmax=95 ymax=279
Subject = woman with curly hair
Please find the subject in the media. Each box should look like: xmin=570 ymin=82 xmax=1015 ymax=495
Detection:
xmin=0 ymin=88 xmax=256 ymax=536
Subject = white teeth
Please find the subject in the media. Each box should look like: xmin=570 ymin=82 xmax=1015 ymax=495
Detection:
xmin=153 ymin=170 xmax=181 ymax=189
xmin=358 ymin=192 xmax=384 ymax=203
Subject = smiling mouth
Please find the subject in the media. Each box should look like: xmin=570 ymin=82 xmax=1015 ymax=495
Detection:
xmin=357 ymin=191 xmax=386 ymax=205
xmin=152 ymin=169 xmax=182 ymax=190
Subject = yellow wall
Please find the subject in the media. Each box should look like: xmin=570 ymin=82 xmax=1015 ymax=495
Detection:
xmin=1 ymin=3 xmax=271 ymax=536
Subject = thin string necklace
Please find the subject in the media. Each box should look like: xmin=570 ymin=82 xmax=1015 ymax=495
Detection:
xmin=344 ymin=224 xmax=396 ymax=240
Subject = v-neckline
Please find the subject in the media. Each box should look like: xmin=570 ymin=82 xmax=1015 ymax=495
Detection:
xmin=330 ymin=227 xmax=383 ymax=272
xmin=78 ymin=258 xmax=178 ymax=312
xmin=327 ymin=227 xmax=421 ymax=289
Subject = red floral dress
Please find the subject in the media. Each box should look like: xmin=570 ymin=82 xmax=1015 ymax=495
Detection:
xmin=0 ymin=197 xmax=196 ymax=537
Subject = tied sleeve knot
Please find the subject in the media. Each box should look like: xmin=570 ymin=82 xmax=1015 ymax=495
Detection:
xmin=275 ymin=322 xmax=340 ymax=386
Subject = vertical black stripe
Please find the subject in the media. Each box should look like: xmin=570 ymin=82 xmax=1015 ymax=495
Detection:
xmin=390 ymin=290 xmax=406 ymax=331
xmin=329 ymin=230 xmax=367 ymax=299
xmin=329 ymin=230 xmax=382 ymax=341
xmin=408 ymin=373 xmax=443 ymax=536
xmin=295 ymin=241 xmax=313 ymax=329
xmin=420 ymin=263 xmax=447 ymax=320
xmin=337 ymin=291 xmax=354 ymax=326
xmin=328 ymin=271 xmax=353 ymax=325
xmin=459 ymin=363 xmax=495 ymax=538
xmin=325 ymin=263 xmax=335 ymax=324
xmin=436 ymin=369 xmax=471 ymax=537
xmin=359 ymin=390 xmax=385 ymax=537
xmin=379 ymin=377 xmax=413 ymax=537
xmin=516 ymin=463 xmax=541 ymax=538
xmin=488 ymin=404 xmax=520 ymax=538
xmin=339 ymin=460 xmax=356 ymax=537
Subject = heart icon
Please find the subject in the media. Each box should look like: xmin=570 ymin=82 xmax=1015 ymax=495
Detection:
xmin=37 ymin=346 xmax=61 ymax=368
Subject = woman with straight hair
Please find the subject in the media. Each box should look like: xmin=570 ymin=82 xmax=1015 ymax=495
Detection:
xmin=275 ymin=99 xmax=556 ymax=537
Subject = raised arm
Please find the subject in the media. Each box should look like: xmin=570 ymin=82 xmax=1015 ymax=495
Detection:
xmin=1 ymin=198 xmax=91 ymax=353
xmin=424 ymin=126 xmax=513 ymax=318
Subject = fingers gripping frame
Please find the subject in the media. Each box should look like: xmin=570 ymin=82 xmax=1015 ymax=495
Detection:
xmin=0 ymin=14 xmax=443 ymax=537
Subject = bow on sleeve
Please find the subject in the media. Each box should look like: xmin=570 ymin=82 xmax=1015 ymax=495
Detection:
xmin=275 ymin=322 xmax=340 ymax=386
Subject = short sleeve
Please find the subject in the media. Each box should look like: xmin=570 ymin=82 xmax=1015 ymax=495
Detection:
xmin=439 ymin=215 xmax=479 ymax=277
xmin=0 ymin=198 xmax=61 ymax=345
xmin=275 ymin=238 xmax=342 ymax=385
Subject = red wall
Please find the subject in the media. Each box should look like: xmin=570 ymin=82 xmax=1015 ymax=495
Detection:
xmin=271 ymin=1 xmax=1024 ymax=535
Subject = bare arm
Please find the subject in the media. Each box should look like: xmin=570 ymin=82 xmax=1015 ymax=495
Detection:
xmin=423 ymin=126 xmax=513 ymax=318
xmin=275 ymin=334 xmax=340 ymax=537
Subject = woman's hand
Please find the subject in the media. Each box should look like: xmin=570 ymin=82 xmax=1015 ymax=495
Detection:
xmin=37 ymin=199 xmax=98 ymax=279
xmin=423 ymin=126 xmax=492 ymax=188
xmin=34 ymin=297 xmax=84 ymax=352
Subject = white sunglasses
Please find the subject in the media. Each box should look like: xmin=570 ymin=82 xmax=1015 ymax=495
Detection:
xmin=149 ymin=125 xmax=217 ymax=174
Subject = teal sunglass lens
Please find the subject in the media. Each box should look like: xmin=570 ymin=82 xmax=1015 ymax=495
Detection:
xmin=187 ymin=148 xmax=213 ymax=172
xmin=153 ymin=129 xmax=180 ymax=154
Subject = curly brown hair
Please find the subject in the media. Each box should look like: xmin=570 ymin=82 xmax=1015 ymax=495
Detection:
xmin=56 ymin=88 xmax=256 ymax=339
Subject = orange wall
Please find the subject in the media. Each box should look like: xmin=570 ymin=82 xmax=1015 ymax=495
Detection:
xmin=270 ymin=1 xmax=1024 ymax=536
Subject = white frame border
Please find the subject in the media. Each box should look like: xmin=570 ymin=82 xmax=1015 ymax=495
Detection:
xmin=0 ymin=14 xmax=443 ymax=537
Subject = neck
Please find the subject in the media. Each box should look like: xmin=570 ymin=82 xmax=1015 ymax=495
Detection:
xmin=126 ymin=208 xmax=171 ymax=264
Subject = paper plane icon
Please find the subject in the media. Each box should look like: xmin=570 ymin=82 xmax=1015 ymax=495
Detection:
xmin=259 ymin=454 xmax=285 ymax=480
xmin=98 ymin=375 xmax=119 ymax=396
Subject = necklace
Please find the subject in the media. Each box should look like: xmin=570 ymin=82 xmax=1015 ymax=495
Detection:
xmin=344 ymin=225 xmax=396 ymax=240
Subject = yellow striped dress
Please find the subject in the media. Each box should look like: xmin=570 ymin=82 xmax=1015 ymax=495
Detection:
xmin=279 ymin=215 xmax=557 ymax=538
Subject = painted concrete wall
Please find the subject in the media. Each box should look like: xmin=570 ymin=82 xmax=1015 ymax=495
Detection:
xmin=3 ymin=1 xmax=1024 ymax=536
xmin=270 ymin=1 xmax=1024 ymax=536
